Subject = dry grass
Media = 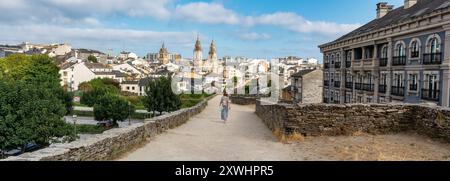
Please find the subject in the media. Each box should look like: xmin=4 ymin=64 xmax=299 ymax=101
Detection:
xmin=273 ymin=129 xmax=305 ymax=143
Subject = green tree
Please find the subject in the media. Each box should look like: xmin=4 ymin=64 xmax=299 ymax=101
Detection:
xmin=88 ymin=55 xmax=98 ymax=63
xmin=79 ymin=78 xmax=121 ymax=107
xmin=142 ymin=77 xmax=181 ymax=115
xmin=93 ymin=94 xmax=135 ymax=127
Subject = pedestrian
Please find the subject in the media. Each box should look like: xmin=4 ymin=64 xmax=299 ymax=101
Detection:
xmin=219 ymin=92 xmax=231 ymax=123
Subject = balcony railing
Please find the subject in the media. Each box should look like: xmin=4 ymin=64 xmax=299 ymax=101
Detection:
xmin=334 ymin=81 xmax=341 ymax=88
xmin=379 ymin=85 xmax=386 ymax=93
xmin=363 ymin=84 xmax=374 ymax=92
xmin=421 ymin=89 xmax=440 ymax=101
xmin=391 ymin=86 xmax=405 ymax=96
xmin=392 ymin=56 xmax=406 ymax=66
xmin=324 ymin=63 xmax=330 ymax=69
xmin=335 ymin=62 xmax=341 ymax=69
xmin=345 ymin=61 xmax=351 ymax=68
xmin=355 ymin=83 xmax=363 ymax=90
xmin=345 ymin=82 xmax=353 ymax=89
xmin=324 ymin=80 xmax=329 ymax=86
xmin=379 ymin=58 xmax=388 ymax=67
xmin=409 ymin=84 xmax=418 ymax=91
xmin=423 ymin=53 xmax=442 ymax=65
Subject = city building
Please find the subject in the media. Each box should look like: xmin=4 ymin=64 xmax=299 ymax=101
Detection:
xmin=289 ymin=69 xmax=324 ymax=104
xmin=193 ymin=35 xmax=203 ymax=67
xmin=319 ymin=0 xmax=450 ymax=106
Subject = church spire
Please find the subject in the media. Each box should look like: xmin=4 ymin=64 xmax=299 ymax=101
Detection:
xmin=194 ymin=34 xmax=202 ymax=52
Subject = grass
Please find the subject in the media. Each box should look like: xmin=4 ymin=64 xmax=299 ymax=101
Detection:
xmin=180 ymin=93 xmax=214 ymax=108
xmin=273 ymin=128 xmax=305 ymax=143
xmin=73 ymin=124 xmax=112 ymax=134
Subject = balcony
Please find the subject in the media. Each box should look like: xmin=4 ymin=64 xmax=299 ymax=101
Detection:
xmin=355 ymin=83 xmax=363 ymax=90
xmin=335 ymin=62 xmax=341 ymax=69
xmin=409 ymin=84 xmax=418 ymax=91
xmin=423 ymin=53 xmax=442 ymax=65
xmin=392 ymin=56 xmax=406 ymax=66
xmin=345 ymin=82 xmax=353 ymax=89
xmin=421 ymin=89 xmax=440 ymax=101
xmin=334 ymin=81 xmax=341 ymax=88
xmin=391 ymin=86 xmax=405 ymax=96
xmin=379 ymin=85 xmax=386 ymax=93
xmin=379 ymin=58 xmax=388 ymax=67
xmin=363 ymin=84 xmax=374 ymax=92
xmin=324 ymin=80 xmax=330 ymax=86
xmin=345 ymin=61 xmax=351 ymax=68
xmin=324 ymin=63 xmax=330 ymax=69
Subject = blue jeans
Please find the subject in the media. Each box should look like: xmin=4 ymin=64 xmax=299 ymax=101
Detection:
xmin=221 ymin=107 xmax=229 ymax=121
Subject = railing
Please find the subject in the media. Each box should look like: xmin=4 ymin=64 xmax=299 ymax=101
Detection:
xmin=345 ymin=61 xmax=351 ymax=68
xmin=379 ymin=58 xmax=388 ymax=67
xmin=409 ymin=84 xmax=418 ymax=91
xmin=421 ymin=89 xmax=440 ymax=101
xmin=379 ymin=85 xmax=386 ymax=93
xmin=391 ymin=86 xmax=405 ymax=96
xmin=335 ymin=62 xmax=341 ymax=69
xmin=392 ymin=56 xmax=406 ymax=66
xmin=355 ymin=83 xmax=363 ymax=90
xmin=334 ymin=100 xmax=340 ymax=104
xmin=423 ymin=53 xmax=442 ymax=65
xmin=324 ymin=63 xmax=330 ymax=69
xmin=363 ymin=84 xmax=374 ymax=92
xmin=324 ymin=80 xmax=329 ymax=86
xmin=345 ymin=82 xmax=353 ymax=89
xmin=334 ymin=81 xmax=341 ymax=88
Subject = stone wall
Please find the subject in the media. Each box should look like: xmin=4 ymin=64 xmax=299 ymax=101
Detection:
xmin=256 ymin=100 xmax=450 ymax=142
xmin=3 ymin=96 xmax=215 ymax=161
xmin=230 ymin=95 xmax=268 ymax=105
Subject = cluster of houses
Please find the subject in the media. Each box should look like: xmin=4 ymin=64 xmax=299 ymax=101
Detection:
xmin=1 ymin=40 xmax=324 ymax=103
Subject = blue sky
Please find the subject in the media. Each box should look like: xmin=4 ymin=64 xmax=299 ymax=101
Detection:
xmin=0 ymin=0 xmax=404 ymax=61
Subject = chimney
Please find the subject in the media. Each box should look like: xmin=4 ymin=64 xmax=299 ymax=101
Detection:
xmin=404 ymin=0 xmax=418 ymax=9
xmin=377 ymin=2 xmax=394 ymax=19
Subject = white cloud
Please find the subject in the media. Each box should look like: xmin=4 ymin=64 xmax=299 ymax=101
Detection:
xmin=175 ymin=2 xmax=240 ymax=25
xmin=0 ymin=24 xmax=194 ymax=50
xmin=237 ymin=32 xmax=271 ymax=41
xmin=244 ymin=12 xmax=361 ymax=36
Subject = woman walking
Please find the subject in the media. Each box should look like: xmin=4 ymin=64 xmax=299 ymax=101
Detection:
xmin=220 ymin=92 xmax=231 ymax=123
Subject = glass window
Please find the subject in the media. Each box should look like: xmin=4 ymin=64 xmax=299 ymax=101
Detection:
xmin=397 ymin=44 xmax=405 ymax=56
xmin=409 ymin=74 xmax=418 ymax=91
xmin=430 ymin=38 xmax=440 ymax=53
xmin=411 ymin=41 xmax=419 ymax=58
xmin=381 ymin=46 xmax=388 ymax=58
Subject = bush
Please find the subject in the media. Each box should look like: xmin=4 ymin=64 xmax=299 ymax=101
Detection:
xmin=72 ymin=125 xmax=111 ymax=134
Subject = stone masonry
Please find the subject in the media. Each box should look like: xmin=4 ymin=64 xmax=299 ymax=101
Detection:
xmin=256 ymin=100 xmax=450 ymax=142
xmin=3 ymin=96 xmax=215 ymax=161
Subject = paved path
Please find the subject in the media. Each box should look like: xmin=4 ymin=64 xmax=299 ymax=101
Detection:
xmin=120 ymin=96 xmax=298 ymax=161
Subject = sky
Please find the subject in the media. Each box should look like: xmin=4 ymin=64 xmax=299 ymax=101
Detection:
xmin=0 ymin=0 xmax=404 ymax=61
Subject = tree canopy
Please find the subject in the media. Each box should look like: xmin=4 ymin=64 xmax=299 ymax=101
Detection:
xmin=93 ymin=94 xmax=135 ymax=126
xmin=0 ymin=54 xmax=75 ymax=153
xmin=142 ymin=77 xmax=181 ymax=115
xmin=87 ymin=55 xmax=98 ymax=63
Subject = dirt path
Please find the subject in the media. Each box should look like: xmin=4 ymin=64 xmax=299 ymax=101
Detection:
xmin=120 ymin=96 xmax=450 ymax=161
xmin=120 ymin=96 xmax=298 ymax=161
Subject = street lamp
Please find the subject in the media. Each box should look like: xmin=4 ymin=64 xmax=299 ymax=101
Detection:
xmin=73 ymin=115 xmax=77 ymax=135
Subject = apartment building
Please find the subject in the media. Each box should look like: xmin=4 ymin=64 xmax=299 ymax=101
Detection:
xmin=319 ymin=0 xmax=450 ymax=106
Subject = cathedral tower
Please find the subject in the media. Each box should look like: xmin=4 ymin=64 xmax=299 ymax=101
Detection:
xmin=193 ymin=35 xmax=203 ymax=67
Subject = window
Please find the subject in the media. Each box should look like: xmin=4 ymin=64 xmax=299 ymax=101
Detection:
xmin=336 ymin=54 xmax=341 ymax=63
xmin=347 ymin=51 xmax=352 ymax=61
xmin=132 ymin=87 xmax=135 ymax=91
xmin=429 ymin=38 xmax=440 ymax=53
xmin=331 ymin=55 xmax=335 ymax=64
xmin=325 ymin=55 xmax=329 ymax=63
xmin=126 ymin=86 xmax=130 ymax=90
xmin=394 ymin=73 xmax=404 ymax=87
xmin=410 ymin=40 xmax=420 ymax=58
xmin=409 ymin=74 xmax=418 ymax=91
xmin=381 ymin=46 xmax=388 ymax=58
xmin=396 ymin=43 xmax=406 ymax=57
xmin=63 ymin=71 xmax=68 ymax=76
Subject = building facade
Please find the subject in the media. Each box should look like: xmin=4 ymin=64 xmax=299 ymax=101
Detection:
xmin=319 ymin=0 xmax=450 ymax=107
xmin=290 ymin=69 xmax=324 ymax=104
